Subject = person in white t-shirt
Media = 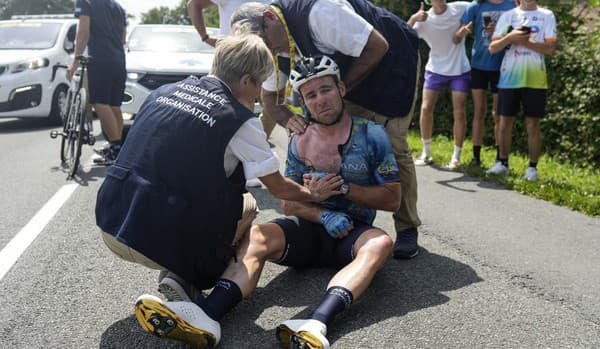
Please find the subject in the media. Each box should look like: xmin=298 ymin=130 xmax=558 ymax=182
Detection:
xmin=187 ymin=0 xmax=271 ymax=46
xmin=486 ymin=0 xmax=557 ymax=181
xmin=409 ymin=0 xmax=471 ymax=169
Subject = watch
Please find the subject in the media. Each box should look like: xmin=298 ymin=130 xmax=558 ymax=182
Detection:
xmin=201 ymin=34 xmax=210 ymax=42
xmin=340 ymin=183 xmax=350 ymax=196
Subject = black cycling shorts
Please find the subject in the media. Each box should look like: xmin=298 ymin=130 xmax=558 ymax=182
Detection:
xmin=87 ymin=61 xmax=126 ymax=106
xmin=471 ymin=68 xmax=500 ymax=93
xmin=498 ymin=88 xmax=547 ymax=118
xmin=271 ymin=216 xmax=378 ymax=270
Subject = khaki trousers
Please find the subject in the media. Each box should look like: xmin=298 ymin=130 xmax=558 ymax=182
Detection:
xmin=343 ymin=54 xmax=422 ymax=231
xmin=101 ymin=193 xmax=259 ymax=269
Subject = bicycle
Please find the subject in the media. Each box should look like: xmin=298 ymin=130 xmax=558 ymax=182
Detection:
xmin=50 ymin=55 xmax=96 ymax=178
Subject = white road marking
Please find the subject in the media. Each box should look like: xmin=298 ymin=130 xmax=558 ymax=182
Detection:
xmin=0 ymin=183 xmax=79 ymax=281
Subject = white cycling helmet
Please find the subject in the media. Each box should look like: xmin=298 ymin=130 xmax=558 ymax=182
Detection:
xmin=289 ymin=55 xmax=340 ymax=92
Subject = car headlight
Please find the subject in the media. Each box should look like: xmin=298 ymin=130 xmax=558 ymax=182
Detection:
xmin=127 ymin=72 xmax=144 ymax=81
xmin=11 ymin=58 xmax=50 ymax=73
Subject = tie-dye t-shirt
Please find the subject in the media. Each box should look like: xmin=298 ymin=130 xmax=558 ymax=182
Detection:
xmin=493 ymin=7 xmax=557 ymax=89
xmin=285 ymin=117 xmax=400 ymax=225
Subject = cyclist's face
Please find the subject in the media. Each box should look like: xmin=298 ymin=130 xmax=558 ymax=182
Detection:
xmin=300 ymin=76 xmax=346 ymax=124
xmin=261 ymin=11 xmax=290 ymax=54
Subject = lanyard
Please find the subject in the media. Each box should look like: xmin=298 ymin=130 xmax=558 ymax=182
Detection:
xmin=271 ymin=5 xmax=295 ymax=106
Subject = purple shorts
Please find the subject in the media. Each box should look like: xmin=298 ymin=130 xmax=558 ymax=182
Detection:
xmin=424 ymin=70 xmax=471 ymax=93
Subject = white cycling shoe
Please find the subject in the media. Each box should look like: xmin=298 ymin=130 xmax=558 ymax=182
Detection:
xmin=135 ymin=294 xmax=220 ymax=348
xmin=276 ymin=319 xmax=330 ymax=349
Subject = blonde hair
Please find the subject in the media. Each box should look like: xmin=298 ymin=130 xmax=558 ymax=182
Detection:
xmin=211 ymin=34 xmax=273 ymax=85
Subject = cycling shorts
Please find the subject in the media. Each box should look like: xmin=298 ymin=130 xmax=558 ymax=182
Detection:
xmin=270 ymin=216 xmax=379 ymax=270
xmin=87 ymin=61 xmax=126 ymax=106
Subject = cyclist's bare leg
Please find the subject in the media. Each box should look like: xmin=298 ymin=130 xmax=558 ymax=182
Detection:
xmin=94 ymin=103 xmax=122 ymax=142
xmin=111 ymin=106 xmax=124 ymax=137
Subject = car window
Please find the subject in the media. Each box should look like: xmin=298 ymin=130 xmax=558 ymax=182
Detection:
xmin=0 ymin=22 xmax=62 ymax=49
xmin=127 ymin=26 xmax=215 ymax=53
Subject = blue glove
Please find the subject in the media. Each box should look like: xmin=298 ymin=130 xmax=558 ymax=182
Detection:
xmin=319 ymin=210 xmax=353 ymax=238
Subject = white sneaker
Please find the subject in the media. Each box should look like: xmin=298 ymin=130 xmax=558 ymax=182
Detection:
xmin=524 ymin=167 xmax=538 ymax=181
xmin=486 ymin=161 xmax=509 ymax=176
xmin=245 ymin=178 xmax=262 ymax=188
xmin=414 ymin=153 xmax=433 ymax=166
xmin=447 ymin=159 xmax=461 ymax=170
xmin=276 ymin=319 xmax=330 ymax=349
xmin=135 ymin=294 xmax=220 ymax=348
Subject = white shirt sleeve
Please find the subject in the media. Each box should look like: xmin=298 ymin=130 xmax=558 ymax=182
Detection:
xmin=308 ymin=0 xmax=373 ymax=57
xmin=261 ymin=69 xmax=287 ymax=92
xmin=225 ymin=117 xmax=280 ymax=179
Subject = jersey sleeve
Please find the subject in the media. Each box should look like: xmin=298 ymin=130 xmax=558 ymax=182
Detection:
xmin=74 ymin=0 xmax=91 ymax=17
xmin=283 ymin=135 xmax=307 ymax=185
xmin=366 ymin=122 xmax=401 ymax=185
xmin=492 ymin=11 xmax=510 ymax=40
xmin=544 ymin=11 xmax=557 ymax=42
xmin=461 ymin=3 xmax=476 ymax=25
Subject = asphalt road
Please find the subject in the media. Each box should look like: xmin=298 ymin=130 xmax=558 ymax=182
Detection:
xmin=0 ymin=118 xmax=599 ymax=348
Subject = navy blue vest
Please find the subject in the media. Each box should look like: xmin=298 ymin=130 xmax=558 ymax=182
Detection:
xmin=274 ymin=0 xmax=419 ymax=117
xmin=95 ymin=76 xmax=252 ymax=290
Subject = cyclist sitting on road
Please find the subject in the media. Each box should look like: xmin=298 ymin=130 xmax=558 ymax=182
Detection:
xmin=68 ymin=0 xmax=126 ymax=165
xmin=133 ymin=55 xmax=401 ymax=349
xmin=95 ymin=36 xmax=344 ymax=349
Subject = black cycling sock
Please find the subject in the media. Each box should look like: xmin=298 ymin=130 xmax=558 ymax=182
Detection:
xmin=500 ymin=158 xmax=509 ymax=168
xmin=496 ymin=146 xmax=500 ymax=161
xmin=529 ymin=161 xmax=538 ymax=168
xmin=194 ymin=279 xmax=242 ymax=322
xmin=308 ymin=286 xmax=353 ymax=326
xmin=473 ymin=146 xmax=481 ymax=160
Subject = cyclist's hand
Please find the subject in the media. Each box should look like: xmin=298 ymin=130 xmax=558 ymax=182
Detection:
xmin=319 ymin=210 xmax=354 ymax=239
xmin=66 ymin=64 xmax=77 ymax=82
xmin=285 ymin=114 xmax=308 ymax=135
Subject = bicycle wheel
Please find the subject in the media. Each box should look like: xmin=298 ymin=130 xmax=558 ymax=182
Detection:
xmin=62 ymin=89 xmax=87 ymax=178
xmin=60 ymin=91 xmax=74 ymax=163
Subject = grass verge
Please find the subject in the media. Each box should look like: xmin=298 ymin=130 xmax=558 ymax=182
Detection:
xmin=408 ymin=131 xmax=600 ymax=217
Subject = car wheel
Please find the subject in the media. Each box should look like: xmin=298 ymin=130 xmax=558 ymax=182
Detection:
xmin=49 ymin=85 xmax=69 ymax=126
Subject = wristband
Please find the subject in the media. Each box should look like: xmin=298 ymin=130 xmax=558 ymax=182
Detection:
xmin=201 ymin=34 xmax=210 ymax=42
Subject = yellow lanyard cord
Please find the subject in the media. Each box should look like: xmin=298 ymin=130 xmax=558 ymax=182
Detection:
xmin=271 ymin=5 xmax=295 ymax=107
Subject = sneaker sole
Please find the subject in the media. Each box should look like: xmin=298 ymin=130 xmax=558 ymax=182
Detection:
xmin=276 ymin=324 xmax=326 ymax=349
xmin=158 ymin=278 xmax=192 ymax=302
xmin=393 ymin=248 xmax=419 ymax=260
xmin=135 ymin=297 xmax=216 ymax=348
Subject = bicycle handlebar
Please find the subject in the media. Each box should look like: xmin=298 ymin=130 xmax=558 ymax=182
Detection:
xmin=50 ymin=55 xmax=93 ymax=83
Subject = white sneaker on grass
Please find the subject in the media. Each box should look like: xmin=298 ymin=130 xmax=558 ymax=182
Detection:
xmin=135 ymin=294 xmax=220 ymax=348
xmin=486 ymin=161 xmax=509 ymax=176
xmin=447 ymin=159 xmax=461 ymax=170
xmin=524 ymin=167 xmax=538 ymax=181
xmin=276 ymin=319 xmax=330 ymax=349
xmin=414 ymin=153 xmax=433 ymax=166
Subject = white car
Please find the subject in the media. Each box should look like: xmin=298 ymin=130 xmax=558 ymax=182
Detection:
xmin=122 ymin=25 xmax=219 ymax=117
xmin=0 ymin=15 xmax=77 ymax=124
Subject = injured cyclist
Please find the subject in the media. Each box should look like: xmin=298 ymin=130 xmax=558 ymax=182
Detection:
xmin=133 ymin=55 xmax=402 ymax=349
xmin=95 ymin=36 xmax=344 ymax=349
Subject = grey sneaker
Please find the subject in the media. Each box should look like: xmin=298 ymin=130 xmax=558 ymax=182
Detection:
xmin=158 ymin=271 xmax=203 ymax=302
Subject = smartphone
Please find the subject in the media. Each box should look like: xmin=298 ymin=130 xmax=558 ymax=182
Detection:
xmin=519 ymin=26 xmax=531 ymax=34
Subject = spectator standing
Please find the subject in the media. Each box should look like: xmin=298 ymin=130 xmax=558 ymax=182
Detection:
xmin=458 ymin=0 xmax=516 ymax=166
xmin=231 ymin=0 xmax=423 ymax=259
xmin=68 ymin=0 xmax=126 ymax=165
xmin=487 ymin=0 xmax=557 ymax=181
xmin=409 ymin=0 xmax=471 ymax=169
